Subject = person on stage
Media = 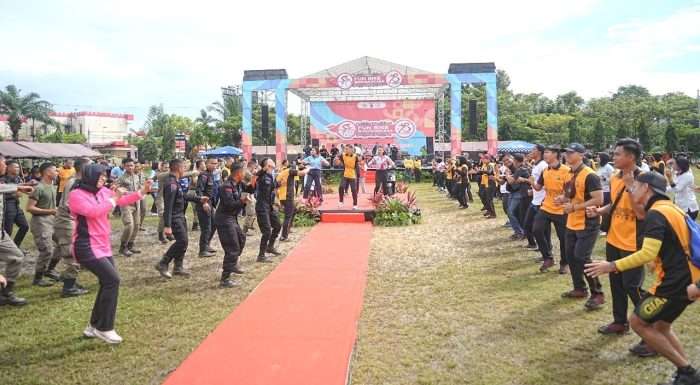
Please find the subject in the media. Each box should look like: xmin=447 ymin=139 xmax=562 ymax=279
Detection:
xmin=302 ymin=148 xmax=329 ymax=202
xmin=368 ymin=146 xmax=395 ymax=196
xmin=334 ymin=145 xmax=361 ymax=209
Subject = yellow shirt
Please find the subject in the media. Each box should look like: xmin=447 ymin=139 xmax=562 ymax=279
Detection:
xmin=276 ymin=168 xmax=290 ymax=200
xmin=606 ymin=173 xmax=638 ymax=252
xmin=540 ymin=164 xmax=571 ymax=216
xmin=58 ymin=167 xmax=75 ymax=192
xmin=566 ymin=166 xmax=600 ymax=231
xmin=415 ymin=160 xmax=421 ymax=169
xmin=342 ymin=154 xmax=358 ymax=179
xmin=403 ymin=159 xmax=414 ymax=169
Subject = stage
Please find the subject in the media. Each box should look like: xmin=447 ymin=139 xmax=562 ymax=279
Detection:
xmin=316 ymin=191 xmax=405 ymax=223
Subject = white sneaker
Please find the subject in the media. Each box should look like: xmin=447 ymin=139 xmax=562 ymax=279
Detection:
xmin=93 ymin=329 xmax=123 ymax=344
xmin=353 ymin=206 xmax=359 ymax=210
xmin=338 ymin=202 xmax=344 ymax=208
xmin=83 ymin=325 xmax=96 ymax=338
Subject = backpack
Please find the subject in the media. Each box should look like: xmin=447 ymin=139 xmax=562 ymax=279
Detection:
xmin=653 ymin=200 xmax=700 ymax=269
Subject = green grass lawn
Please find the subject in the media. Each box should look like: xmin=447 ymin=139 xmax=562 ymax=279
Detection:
xmin=0 ymin=195 xmax=312 ymax=385
xmin=350 ymin=180 xmax=700 ymax=385
xmin=2 ymin=171 xmax=698 ymax=385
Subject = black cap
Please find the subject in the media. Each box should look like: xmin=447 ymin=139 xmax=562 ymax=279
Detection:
xmin=565 ymin=143 xmax=586 ymax=154
xmin=635 ymin=171 xmax=668 ymax=196
xmin=544 ymin=144 xmax=562 ymax=152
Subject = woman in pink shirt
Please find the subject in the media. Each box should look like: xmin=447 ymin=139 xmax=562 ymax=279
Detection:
xmin=69 ymin=164 xmax=151 ymax=344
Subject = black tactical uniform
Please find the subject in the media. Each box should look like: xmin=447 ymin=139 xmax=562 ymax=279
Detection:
xmin=215 ymin=179 xmax=254 ymax=287
xmin=255 ymin=171 xmax=281 ymax=261
xmin=195 ymin=170 xmax=216 ymax=256
xmin=2 ymin=174 xmax=29 ymax=247
xmin=155 ymin=173 xmax=204 ymax=278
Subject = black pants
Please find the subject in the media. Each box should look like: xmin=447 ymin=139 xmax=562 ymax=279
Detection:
xmin=533 ymin=210 xmax=567 ymax=266
xmin=374 ymin=170 xmax=389 ymax=195
xmin=523 ymin=204 xmax=539 ymax=247
xmin=466 ymin=181 xmax=473 ymax=201
xmin=565 ymin=227 xmax=603 ymax=293
xmin=340 ymin=177 xmax=358 ymax=205
xmin=216 ymin=216 xmax=245 ymax=274
xmin=257 ymin=208 xmax=281 ymax=254
xmin=80 ymin=257 xmax=119 ymax=332
xmin=606 ymin=243 xmax=644 ymax=324
xmin=501 ymin=193 xmax=510 ymax=217
xmin=164 ymin=217 xmax=188 ymax=266
xmin=3 ymin=201 xmax=28 ymax=247
xmin=303 ymin=169 xmax=323 ymax=200
xmin=483 ymin=182 xmax=496 ymax=216
xmin=196 ymin=205 xmax=215 ymax=253
xmin=280 ymin=199 xmax=296 ymax=239
xmin=457 ymin=182 xmax=469 ymax=207
xmin=446 ymin=180 xmax=454 ymax=197
xmin=414 ymin=168 xmax=421 ymax=182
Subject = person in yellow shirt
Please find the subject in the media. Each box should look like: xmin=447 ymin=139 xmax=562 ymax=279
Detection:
xmin=334 ymin=145 xmax=361 ymax=209
xmin=585 ymin=171 xmax=700 ymax=385
xmin=414 ymin=157 xmax=422 ymax=183
xmin=56 ymin=159 xmax=75 ymax=205
xmin=586 ymin=138 xmax=653 ymax=357
xmin=276 ymin=160 xmax=309 ymax=241
xmin=558 ymin=143 xmax=604 ymax=311
xmin=403 ymin=157 xmax=414 ymax=182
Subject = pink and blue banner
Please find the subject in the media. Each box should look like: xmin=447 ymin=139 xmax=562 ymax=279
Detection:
xmin=309 ymin=100 xmax=435 ymax=156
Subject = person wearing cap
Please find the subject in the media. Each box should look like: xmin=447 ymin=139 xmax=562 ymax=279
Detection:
xmin=586 ymin=139 xmax=654 ymax=356
xmin=532 ymin=145 xmax=570 ymax=273
xmin=586 ymin=171 xmax=700 ymax=385
xmin=557 ymin=143 xmax=605 ymax=310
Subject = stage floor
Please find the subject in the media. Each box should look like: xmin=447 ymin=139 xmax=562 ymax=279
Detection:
xmin=317 ymin=192 xmax=406 ymax=213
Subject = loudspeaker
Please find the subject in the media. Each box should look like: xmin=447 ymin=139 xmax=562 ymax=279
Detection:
xmin=468 ymin=100 xmax=477 ymax=136
xmin=311 ymin=139 xmax=320 ymax=148
xmin=426 ymin=137 xmax=434 ymax=154
xmin=261 ymin=104 xmax=269 ymax=138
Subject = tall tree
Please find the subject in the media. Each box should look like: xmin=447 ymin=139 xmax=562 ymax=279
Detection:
xmin=638 ymin=118 xmax=650 ymax=150
xmin=665 ymin=123 xmax=679 ymax=153
xmin=592 ymin=119 xmax=605 ymax=151
xmin=0 ymin=85 xmax=57 ymax=141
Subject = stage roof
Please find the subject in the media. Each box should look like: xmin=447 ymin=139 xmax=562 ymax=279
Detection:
xmin=289 ymin=56 xmax=447 ymax=102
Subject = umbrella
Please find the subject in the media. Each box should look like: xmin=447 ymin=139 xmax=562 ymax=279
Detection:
xmin=203 ymin=146 xmax=242 ymax=157
xmin=498 ymin=140 xmax=535 ymax=154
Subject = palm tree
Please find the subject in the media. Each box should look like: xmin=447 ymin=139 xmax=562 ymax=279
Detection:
xmin=207 ymin=94 xmax=242 ymax=122
xmin=0 ymin=85 xmax=57 ymax=141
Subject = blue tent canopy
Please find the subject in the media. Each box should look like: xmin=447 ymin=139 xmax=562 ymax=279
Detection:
xmin=203 ymin=146 xmax=242 ymax=157
xmin=498 ymin=140 xmax=535 ymax=154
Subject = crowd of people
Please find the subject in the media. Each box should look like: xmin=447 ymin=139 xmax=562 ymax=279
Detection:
xmin=432 ymin=139 xmax=700 ymax=385
xmin=2 ymin=137 xmax=700 ymax=384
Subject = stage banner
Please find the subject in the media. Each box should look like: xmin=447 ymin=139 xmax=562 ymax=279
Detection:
xmin=310 ymin=100 xmax=435 ymax=156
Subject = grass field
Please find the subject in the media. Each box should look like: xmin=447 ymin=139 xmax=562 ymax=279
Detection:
xmin=350 ymin=177 xmax=700 ymax=385
xmin=1 ymin=170 xmax=699 ymax=385
xmin=0 ymin=196 xmax=312 ymax=385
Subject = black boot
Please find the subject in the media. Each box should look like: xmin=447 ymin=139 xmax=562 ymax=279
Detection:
xmin=33 ymin=271 xmax=53 ymax=287
xmin=0 ymin=281 xmax=28 ymax=306
xmin=61 ymin=278 xmax=89 ymax=298
xmin=173 ymin=261 xmax=191 ymax=277
xmin=154 ymin=257 xmax=172 ymax=279
xmin=257 ymin=253 xmax=273 ymax=263
xmin=158 ymin=232 xmax=168 ymax=244
xmin=119 ymin=243 xmax=133 ymax=257
xmin=220 ymin=272 xmax=240 ymax=288
xmin=231 ymin=264 xmax=245 ymax=275
xmin=46 ymin=258 xmax=61 ymax=280
xmin=127 ymin=242 xmax=141 ymax=254
xmin=266 ymin=247 xmax=281 ymax=256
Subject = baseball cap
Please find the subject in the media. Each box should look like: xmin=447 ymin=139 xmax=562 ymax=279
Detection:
xmin=635 ymin=171 xmax=668 ymax=197
xmin=544 ymin=144 xmax=563 ymax=152
xmin=565 ymin=143 xmax=586 ymax=154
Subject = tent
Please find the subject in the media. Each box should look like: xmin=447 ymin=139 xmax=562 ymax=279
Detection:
xmin=498 ymin=140 xmax=535 ymax=154
xmin=203 ymin=146 xmax=242 ymax=157
xmin=0 ymin=141 xmax=102 ymax=158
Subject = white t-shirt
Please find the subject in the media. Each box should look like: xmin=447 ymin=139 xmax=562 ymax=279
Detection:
xmin=531 ymin=160 xmax=548 ymax=206
xmin=499 ymin=165 xmax=509 ymax=194
xmin=597 ymin=163 xmax=615 ymax=193
xmin=669 ymin=171 xmax=699 ymax=213
xmin=640 ymin=162 xmax=651 ymax=172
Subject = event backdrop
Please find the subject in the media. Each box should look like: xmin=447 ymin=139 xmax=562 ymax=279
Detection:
xmin=309 ymin=100 xmax=435 ymax=155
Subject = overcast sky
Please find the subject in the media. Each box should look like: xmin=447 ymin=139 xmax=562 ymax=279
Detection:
xmin=1 ymin=0 xmax=698 ymax=129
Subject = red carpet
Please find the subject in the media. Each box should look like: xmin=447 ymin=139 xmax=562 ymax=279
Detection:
xmin=163 ymin=222 xmax=373 ymax=385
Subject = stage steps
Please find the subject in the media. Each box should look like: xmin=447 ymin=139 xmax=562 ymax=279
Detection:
xmin=321 ymin=212 xmax=368 ymax=223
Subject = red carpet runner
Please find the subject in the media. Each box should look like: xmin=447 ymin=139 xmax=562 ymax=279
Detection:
xmin=163 ymin=222 xmax=373 ymax=385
